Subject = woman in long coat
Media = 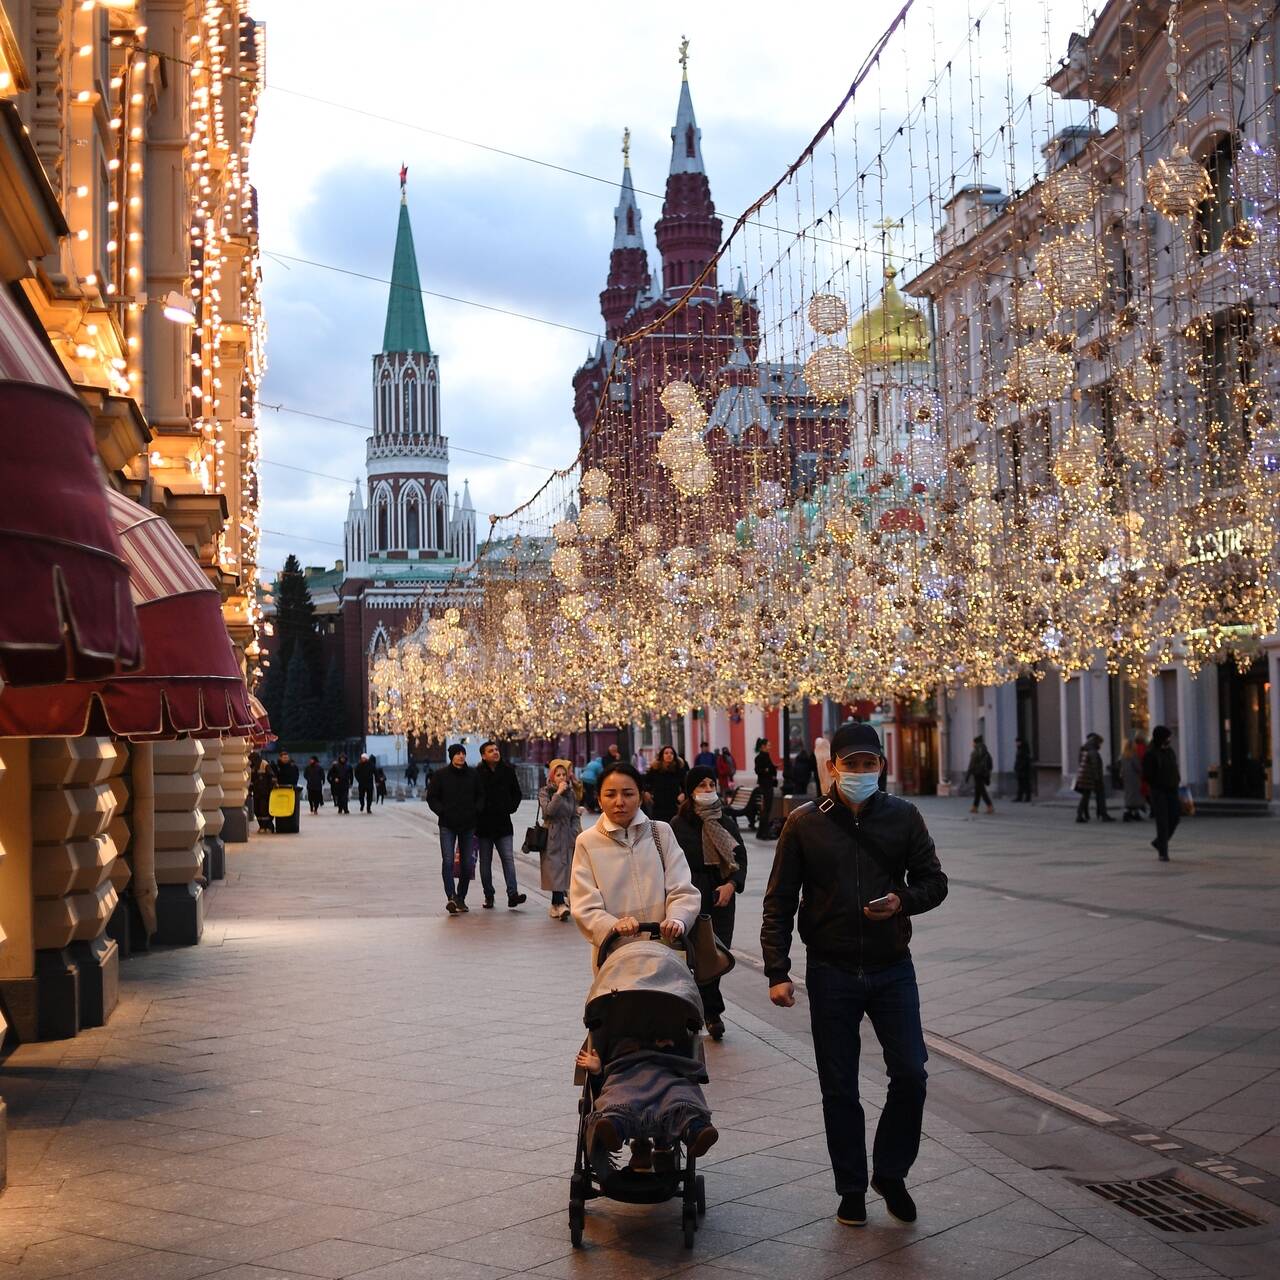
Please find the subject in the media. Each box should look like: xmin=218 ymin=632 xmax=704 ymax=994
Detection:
xmin=251 ymin=756 xmax=277 ymax=832
xmin=670 ymin=766 xmax=746 ymax=1041
xmin=1121 ymin=737 xmax=1147 ymax=821
xmin=539 ymin=759 xmax=581 ymax=921
xmin=643 ymin=745 xmax=687 ymax=822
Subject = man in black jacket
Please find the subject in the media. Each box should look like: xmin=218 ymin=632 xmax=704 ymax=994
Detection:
xmin=354 ymin=753 xmax=376 ymax=814
xmin=761 ymin=721 xmax=948 ymax=1230
xmin=327 ymin=754 xmax=353 ymax=815
xmin=475 ymin=740 xmax=527 ymax=909
xmin=427 ymin=745 xmax=482 ymax=914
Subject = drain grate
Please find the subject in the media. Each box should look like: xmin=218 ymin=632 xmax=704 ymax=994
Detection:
xmin=1083 ymin=1176 xmax=1263 ymax=1233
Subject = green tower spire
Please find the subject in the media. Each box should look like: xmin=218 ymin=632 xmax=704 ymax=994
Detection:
xmin=382 ymin=174 xmax=431 ymax=354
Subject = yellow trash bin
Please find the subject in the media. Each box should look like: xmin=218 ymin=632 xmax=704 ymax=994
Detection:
xmin=268 ymin=786 xmax=296 ymax=818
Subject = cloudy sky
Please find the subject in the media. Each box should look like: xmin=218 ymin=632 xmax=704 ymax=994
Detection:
xmin=251 ymin=0 xmax=1090 ymax=578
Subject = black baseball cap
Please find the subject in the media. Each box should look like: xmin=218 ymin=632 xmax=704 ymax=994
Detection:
xmin=830 ymin=721 xmax=883 ymax=760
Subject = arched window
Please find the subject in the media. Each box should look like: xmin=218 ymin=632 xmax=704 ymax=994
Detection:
xmin=403 ymin=371 xmax=419 ymax=434
xmin=434 ymin=489 xmax=447 ymax=550
xmin=405 ymin=493 xmax=421 ymax=550
xmin=1196 ymin=135 xmax=1237 ymax=257
xmin=374 ymin=487 xmax=391 ymax=550
xmin=626 ymin=208 xmax=636 ymax=236
xmin=429 ymin=375 xmax=439 ymax=437
xmin=378 ymin=375 xmax=393 ymax=432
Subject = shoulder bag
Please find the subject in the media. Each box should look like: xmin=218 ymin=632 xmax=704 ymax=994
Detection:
xmin=522 ymin=794 xmax=548 ymax=854
xmin=652 ymin=821 xmax=735 ymax=986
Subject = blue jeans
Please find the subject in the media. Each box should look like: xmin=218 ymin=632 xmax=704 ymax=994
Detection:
xmin=806 ymin=957 xmax=928 ymax=1195
xmin=477 ymin=834 xmax=518 ymax=898
xmin=439 ymin=826 xmax=474 ymax=901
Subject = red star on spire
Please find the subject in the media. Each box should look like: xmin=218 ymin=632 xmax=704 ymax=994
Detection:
xmin=399 ymin=164 xmax=408 ymax=190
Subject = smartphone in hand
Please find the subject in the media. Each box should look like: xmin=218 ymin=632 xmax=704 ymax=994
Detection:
xmin=866 ymin=894 xmax=895 ymax=910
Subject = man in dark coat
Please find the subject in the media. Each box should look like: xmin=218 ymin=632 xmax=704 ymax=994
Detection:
xmin=475 ymin=740 xmax=526 ymax=909
xmin=1013 ymin=736 xmax=1033 ymax=803
xmin=327 ymin=754 xmax=353 ymax=815
xmin=428 ymin=745 xmax=482 ymax=913
xmin=275 ymin=751 xmax=299 ymax=788
xmin=1142 ymin=725 xmax=1181 ymax=861
xmin=1074 ymin=733 xmax=1111 ymax=823
xmin=963 ymin=736 xmax=994 ymax=814
xmin=303 ymin=756 xmax=326 ymax=814
xmin=354 ymin=753 xmax=376 ymax=813
xmin=752 ymin=738 xmax=778 ymax=839
xmin=761 ymin=721 xmax=948 ymax=1229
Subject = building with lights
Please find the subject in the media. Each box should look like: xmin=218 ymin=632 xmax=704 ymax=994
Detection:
xmin=906 ymin=0 xmax=1279 ymax=811
xmin=265 ymin=180 xmax=478 ymax=747
xmin=0 ymin=0 xmax=266 ymax=1085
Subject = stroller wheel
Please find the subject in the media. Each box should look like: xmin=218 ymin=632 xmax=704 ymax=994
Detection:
xmin=696 ymin=1174 xmax=706 ymax=1215
xmin=569 ymin=1199 xmax=585 ymax=1248
xmin=682 ymin=1204 xmax=697 ymax=1248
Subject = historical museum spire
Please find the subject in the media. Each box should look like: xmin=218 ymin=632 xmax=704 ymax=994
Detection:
xmin=654 ymin=41 xmax=722 ymax=296
xmin=601 ymin=128 xmax=652 ymax=337
xmin=382 ymin=168 xmax=431 ymax=355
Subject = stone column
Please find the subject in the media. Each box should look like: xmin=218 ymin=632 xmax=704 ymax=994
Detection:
xmin=29 ymin=737 xmax=121 ymax=1038
xmin=0 ymin=739 xmax=33 ymax=1044
xmin=199 ymin=739 xmax=226 ymax=881
xmin=221 ymin=736 xmax=249 ymax=843
xmin=152 ymin=740 xmax=205 ymax=946
xmin=103 ymin=742 xmax=134 ymax=958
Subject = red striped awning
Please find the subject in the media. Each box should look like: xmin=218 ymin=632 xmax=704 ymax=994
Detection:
xmin=248 ymin=693 xmax=276 ymax=746
xmin=0 ymin=283 xmax=142 ymax=685
xmin=0 ymin=489 xmax=255 ymax=740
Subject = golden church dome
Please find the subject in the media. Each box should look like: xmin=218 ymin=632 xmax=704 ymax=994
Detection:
xmin=848 ymin=266 xmax=930 ymax=365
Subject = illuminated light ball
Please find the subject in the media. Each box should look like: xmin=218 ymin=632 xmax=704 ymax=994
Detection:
xmin=444 ymin=607 xmax=461 ymax=625
xmin=636 ymin=555 xmax=664 ymax=589
xmin=825 ymin=507 xmax=861 ymax=546
xmin=1039 ymin=166 xmax=1097 ymax=225
xmin=660 ymin=380 xmax=702 ymax=421
xmin=673 ymin=453 xmax=715 ymax=496
xmin=1145 ymin=145 xmax=1212 ymax=220
xmin=504 ymin=588 xmax=523 ymax=607
xmin=753 ymin=479 xmax=786 ymax=513
xmin=1249 ymin=422 xmax=1280 ymax=475
xmin=1122 ymin=510 xmax=1145 ymax=535
xmin=710 ymin=562 xmax=740 ymax=596
xmin=754 ymin=514 xmax=788 ymax=556
xmin=579 ymin=501 xmax=617 ymax=539
xmin=1003 ymin=337 xmax=1074 ymax=404
xmin=803 ymin=345 xmax=861 ymax=403
xmin=559 ymin=593 xmax=588 ymax=622
xmin=1034 ymin=233 xmax=1106 ymax=308
xmin=1114 ymin=407 xmax=1168 ymax=463
xmin=907 ymin=427 xmax=948 ymax=485
xmin=552 ymin=519 xmax=578 ymax=543
xmin=637 ymin=522 xmax=660 ymax=549
xmin=708 ymin=531 xmax=737 ymax=559
xmin=551 ymin=544 xmax=583 ymax=584
xmin=658 ymin=426 xmax=704 ymax=471
xmin=1013 ymin=280 xmax=1055 ymax=329
xmin=580 ymin=467 xmax=611 ymax=500
xmin=667 ymin=544 xmax=698 ymax=575
xmin=1121 ymin=357 xmax=1161 ymax=402
xmin=807 ymin=293 xmax=849 ymax=335
xmin=1052 ymin=425 xmax=1102 ymax=488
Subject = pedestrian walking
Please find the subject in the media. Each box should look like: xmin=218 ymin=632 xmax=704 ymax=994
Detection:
xmin=327 ymin=753 xmax=353 ymax=814
xmin=428 ymin=744 xmax=482 ymax=913
xmin=693 ymin=740 xmax=718 ymax=770
xmin=354 ymin=752 xmax=376 ymax=813
xmin=1121 ymin=736 xmax=1147 ymax=821
xmin=752 ymin=737 xmax=778 ymax=839
xmin=761 ymin=721 xmax=948 ymax=1229
xmin=569 ymin=762 xmax=702 ymax=968
xmin=375 ymin=766 xmax=388 ymax=804
xmin=670 ymin=766 xmax=746 ymax=1041
xmin=539 ymin=758 xmax=581 ymax=920
xmin=642 ymin=744 xmax=687 ymax=823
xmin=715 ymin=746 xmax=735 ymax=798
xmin=1013 ymin=736 xmax=1033 ymax=802
xmin=963 ymin=736 xmax=994 ymax=814
xmin=475 ymin=740 xmax=527 ymax=909
xmin=405 ymin=760 xmax=419 ymax=790
xmin=1073 ymin=733 xmax=1112 ymax=822
xmin=579 ymin=754 xmax=603 ymax=813
xmin=1143 ymin=726 xmax=1181 ymax=861
xmin=789 ymin=744 xmax=815 ymax=796
xmin=251 ymin=755 xmax=277 ymax=832
xmin=303 ymin=755 xmax=325 ymax=814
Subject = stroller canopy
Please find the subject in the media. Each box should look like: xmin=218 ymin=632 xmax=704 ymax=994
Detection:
xmin=585 ymin=940 xmax=704 ymax=1043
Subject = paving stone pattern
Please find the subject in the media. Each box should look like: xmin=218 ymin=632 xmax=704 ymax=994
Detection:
xmin=0 ymin=798 xmax=1269 ymax=1278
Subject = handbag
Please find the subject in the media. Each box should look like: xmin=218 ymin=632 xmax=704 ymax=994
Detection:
xmin=522 ymin=805 xmax=548 ymax=854
xmin=1178 ymin=784 xmax=1196 ymax=817
xmin=652 ymin=822 xmax=736 ymax=987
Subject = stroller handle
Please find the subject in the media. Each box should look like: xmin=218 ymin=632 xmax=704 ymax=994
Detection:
xmin=597 ymin=920 xmax=685 ymax=966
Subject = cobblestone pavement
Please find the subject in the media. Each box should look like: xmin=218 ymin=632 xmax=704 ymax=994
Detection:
xmin=0 ymin=796 xmax=1275 ymax=1279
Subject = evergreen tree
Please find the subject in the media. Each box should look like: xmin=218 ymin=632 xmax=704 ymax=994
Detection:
xmin=321 ymin=654 xmax=346 ymax=741
xmin=256 ymin=647 xmax=287 ymax=734
xmin=273 ymin=554 xmax=321 ymax=693
xmin=281 ymin=645 xmax=322 ymax=742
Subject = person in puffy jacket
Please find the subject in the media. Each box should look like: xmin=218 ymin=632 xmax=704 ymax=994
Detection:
xmin=761 ymin=720 xmax=947 ymax=1231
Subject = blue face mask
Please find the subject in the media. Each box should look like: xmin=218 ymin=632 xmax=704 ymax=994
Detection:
xmin=837 ymin=771 xmax=880 ymax=805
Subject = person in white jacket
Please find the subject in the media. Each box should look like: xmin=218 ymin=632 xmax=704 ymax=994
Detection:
xmin=571 ymin=761 xmax=702 ymax=968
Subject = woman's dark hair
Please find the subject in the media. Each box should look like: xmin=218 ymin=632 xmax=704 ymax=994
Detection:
xmin=600 ymin=760 xmax=644 ymax=789
xmin=1150 ymin=724 xmax=1172 ymax=746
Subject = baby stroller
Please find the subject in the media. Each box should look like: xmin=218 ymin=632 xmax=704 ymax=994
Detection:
xmin=569 ymin=924 xmax=709 ymax=1249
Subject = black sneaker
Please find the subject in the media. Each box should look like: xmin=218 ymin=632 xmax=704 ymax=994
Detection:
xmin=836 ymin=1193 xmax=866 ymax=1226
xmin=706 ymin=1019 xmax=725 ymax=1041
xmin=455 ymin=899 xmax=470 ymax=913
xmin=445 ymin=899 xmax=460 ymax=915
xmin=508 ymin=892 xmax=527 ymax=909
xmin=871 ymin=1175 xmax=917 ymax=1223
xmin=483 ymin=897 xmax=495 ymax=909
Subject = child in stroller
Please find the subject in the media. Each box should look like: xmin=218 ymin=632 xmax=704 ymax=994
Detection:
xmin=569 ymin=923 xmax=718 ymax=1249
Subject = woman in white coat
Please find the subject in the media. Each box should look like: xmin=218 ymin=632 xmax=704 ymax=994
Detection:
xmin=570 ymin=761 xmax=702 ymax=968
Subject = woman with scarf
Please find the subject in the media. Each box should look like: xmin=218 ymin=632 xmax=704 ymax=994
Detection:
xmin=670 ymin=766 xmax=747 ymax=1040
xmin=539 ymin=758 xmax=582 ymax=921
